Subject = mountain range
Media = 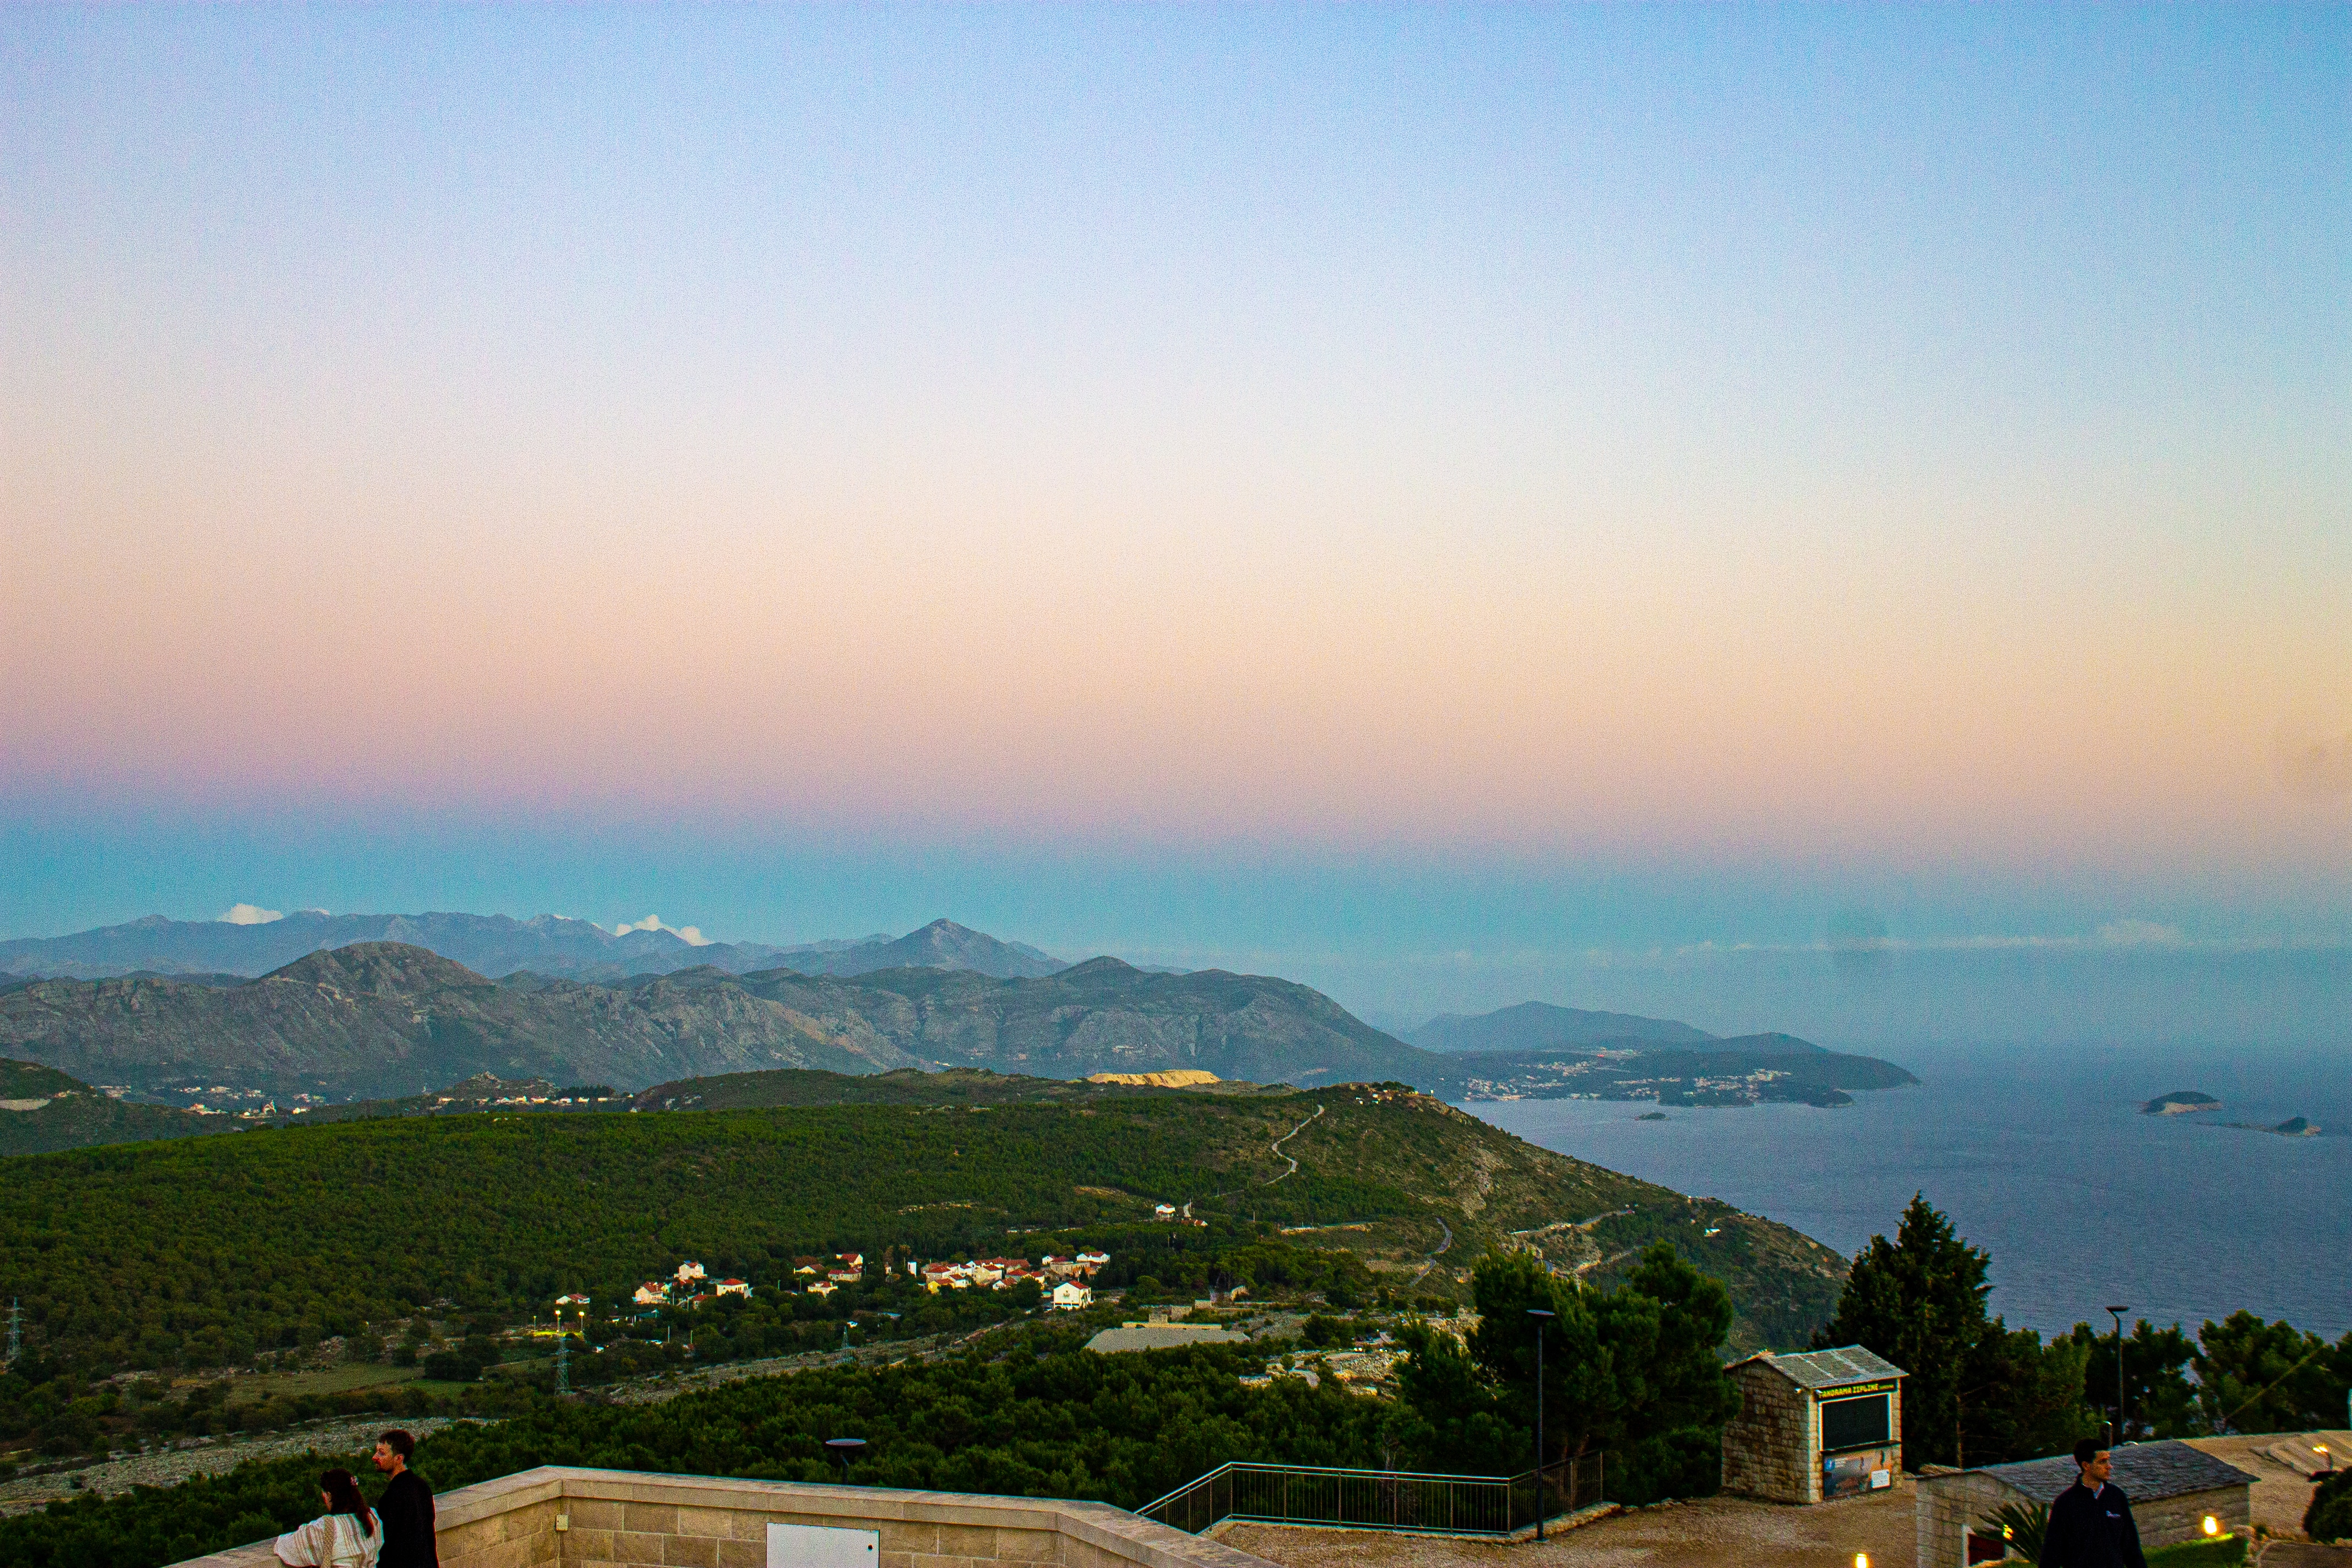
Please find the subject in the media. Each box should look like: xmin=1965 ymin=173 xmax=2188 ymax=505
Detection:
xmin=0 ymin=912 xmax=1063 ymax=983
xmin=0 ymin=934 xmax=1915 ymax=1113
xmin=0 ymin=941 xmax=1430 ymax=1099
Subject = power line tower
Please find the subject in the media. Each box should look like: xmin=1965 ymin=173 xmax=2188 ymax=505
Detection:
xmin=555 ymin=1331 xmax=570 ymax=1395
xmin=6 ymin=1298 xmax=20 ymax=1366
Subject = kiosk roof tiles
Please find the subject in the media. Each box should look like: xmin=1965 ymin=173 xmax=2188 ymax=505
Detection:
xmin=1738 ymin=1346 xmax=1907 ymax=1389
xmin=1973 ymin=1440 xmax=2258 ymax=1504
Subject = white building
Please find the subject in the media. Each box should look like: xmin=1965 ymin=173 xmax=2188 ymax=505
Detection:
xmin=1052 ymin=1282 xmax=1095 ymax=1311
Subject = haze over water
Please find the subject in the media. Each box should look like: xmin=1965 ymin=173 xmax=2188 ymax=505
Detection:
xmin=1471 ymin=1041 xmax=2352 ymax=1341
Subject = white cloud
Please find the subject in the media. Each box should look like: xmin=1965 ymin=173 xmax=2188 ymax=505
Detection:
xmin=612 ymin=914 xmax=710 ymax=946
xmin=2095 ymin=919 xmax=2188 ymax=948
xmin=219 ymin=903 xmax=284 ymax=925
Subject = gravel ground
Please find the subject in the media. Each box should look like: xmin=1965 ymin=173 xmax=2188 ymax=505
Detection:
xmin=1219 ymin=1478 xmax=1917 ymax=1568
xmin=0 ymin=1416 xmax=469 ymax=1518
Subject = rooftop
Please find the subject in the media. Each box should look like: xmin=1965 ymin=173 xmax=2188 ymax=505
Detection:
xmin=1974 ymin=1440 xmax=2258 ymax=1503
xmin=1734 ymin=1346 xmax=1906 ymax=1390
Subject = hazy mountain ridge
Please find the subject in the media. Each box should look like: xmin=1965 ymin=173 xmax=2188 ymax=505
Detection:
xmin=0 ymin=943 xmax=1423 ymax=1098
xmin=0 ymin=939 xmax=1916 ymax=1114
xmin=1403 ymin=999 xmax=1717 ymax=1052
xmin=0 ymin=912 xmax=1065 ymax=983
xmin=0 ymin=945 xmax=915 ymax=1098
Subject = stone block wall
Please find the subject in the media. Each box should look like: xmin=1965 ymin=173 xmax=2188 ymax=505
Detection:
xmin=172 ymin=1468 xmax=1280 ymax=1568
xmin=1916 ymin=1469 xmax=2013 ymax=1568
xmin=1723 ymin=1362 xmax=1815 ymax=1503
xmin=2130 ymin=1485 xmax=2250 ymax=1553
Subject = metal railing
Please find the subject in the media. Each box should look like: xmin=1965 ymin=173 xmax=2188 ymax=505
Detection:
xmin=1139 ymin=1455 xmax=1604 ymax=1539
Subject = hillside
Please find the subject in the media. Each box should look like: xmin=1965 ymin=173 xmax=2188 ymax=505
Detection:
xmin=0 ymin=1059 xmax=228 ymax=1156
xmin=721 ymin=957 xmax=1440 ymax=1086
xmin=1423 ymin=1035 xmax=1914 ymax=1107
xmin=0 ymin=1076 xmax=1846 ymax=1379
xmin=0 ymin=945 xmax=914 ymax=1098
xmin=629 ymin=1066 xmax=1287 ymax=1111
xmin=0 ymin=912 xmax=1062 ymax=982
xmin=1404 ymin=1001 xmax=1716 ymax=1052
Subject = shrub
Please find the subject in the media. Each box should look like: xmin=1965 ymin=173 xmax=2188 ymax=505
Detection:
xmin=2308 ymin=1469 xmax=2352 ymax=1544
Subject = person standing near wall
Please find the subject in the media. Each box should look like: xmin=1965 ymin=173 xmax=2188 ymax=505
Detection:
xmin=2044 ymin=1440 xmax=2148 ymax=1568
xmin=372 ymin=1429 xmax=439 ymax=1568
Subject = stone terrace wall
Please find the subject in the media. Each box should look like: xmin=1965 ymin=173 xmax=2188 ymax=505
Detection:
xmin=175 ymin=1468 xmax=1282 ymax=1568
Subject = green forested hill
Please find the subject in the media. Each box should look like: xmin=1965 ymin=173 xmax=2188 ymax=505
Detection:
xmin=0 ymin=1059 xmax=226 ymax=1157
xmin=0 ymin=1080 xmax=1845 ymax=1377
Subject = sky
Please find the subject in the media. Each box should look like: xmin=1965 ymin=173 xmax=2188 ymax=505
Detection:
xmin=4 ymin=7 xmax=2348 ymax=1042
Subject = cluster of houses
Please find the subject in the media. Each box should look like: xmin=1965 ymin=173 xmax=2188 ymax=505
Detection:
xmin=911 ymin=1250 xmax=1109 ymax=1309
xmin=620 ymin=1249 xmax=1114 ymax=1314
xmin=631 ymin=1260 xmax=753 ymax=1310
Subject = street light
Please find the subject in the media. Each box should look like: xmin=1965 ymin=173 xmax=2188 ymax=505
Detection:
xmin=1527 ymin=1308 xmax=1556 ymax=1541
xmin=2106 ymin=1306 xmax=2130 ymax=1445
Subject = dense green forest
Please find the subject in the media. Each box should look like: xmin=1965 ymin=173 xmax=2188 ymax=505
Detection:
xmin=0 ymin=1080 xmax=1845 ymax=1387
xmin=0 ymin=1094 xmax=1411 ymax=1374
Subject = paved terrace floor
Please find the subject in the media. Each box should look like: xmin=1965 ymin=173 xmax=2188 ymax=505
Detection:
xmin=1219 ymin=1478 xmax=1917 ymax=1568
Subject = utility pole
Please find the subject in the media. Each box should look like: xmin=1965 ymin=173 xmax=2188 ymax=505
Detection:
xmin=1528 ymin=1307 xmax=1556 ymax=1539
xmin=556 ymin=1331 xmax=570 ymax=1395
xmin=6 ymin=1298 xmax=19 ymax=1366
xmin=2107 ymin=1305 xmax=2131 ymax=1444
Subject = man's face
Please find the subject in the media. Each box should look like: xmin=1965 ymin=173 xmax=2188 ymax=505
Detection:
xmin=2082 ymin=1451 xmax=2113 ymax=1486
xmin=373 ymin=1441 xmax=398 ymax=1473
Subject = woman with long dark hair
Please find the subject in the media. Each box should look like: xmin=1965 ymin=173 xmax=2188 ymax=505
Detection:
xmin=273 ymin=1466 xmax=381 ymax=1567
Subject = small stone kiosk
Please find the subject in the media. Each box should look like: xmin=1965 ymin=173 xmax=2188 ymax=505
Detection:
xmin=1914 ymin=1441 xmax=2255 ymax=1568
xmin=1722 ymin=1346 xmax=1907 ymax=1503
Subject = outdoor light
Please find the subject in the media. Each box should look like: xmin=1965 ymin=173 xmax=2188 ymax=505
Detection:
xmin=1856 ymin=1553 xmax=1870 ymax=1568
xmin=2203 ymin=1517 xmax=2220 ymax=1537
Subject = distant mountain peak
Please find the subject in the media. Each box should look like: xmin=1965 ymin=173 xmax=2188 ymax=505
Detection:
xmin=264 ymin=942 xmax=493 ymax=993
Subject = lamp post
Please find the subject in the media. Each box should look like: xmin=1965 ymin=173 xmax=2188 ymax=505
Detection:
xmin=2106 ymin=1306 xmax=2130 ymax=1445
xmin=1527 ymin=1307 xmax=1556 ymax=1540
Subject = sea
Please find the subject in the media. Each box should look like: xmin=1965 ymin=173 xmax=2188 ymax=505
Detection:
xmin=1463 ymin=1040 xmax=2352 ymax=1341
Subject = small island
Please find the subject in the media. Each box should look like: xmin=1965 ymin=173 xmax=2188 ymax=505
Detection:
xmin=1637 ymin=1110 xmax=1668 ymax=1121
xmin=2143 ymin=1091 xmax=2222 ymax=1115
xmin=2271 ymin=1117 xmax=2321 ymax=1137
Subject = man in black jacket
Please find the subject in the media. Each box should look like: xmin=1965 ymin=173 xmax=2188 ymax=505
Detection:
xmin=373 ymin=1428 xmax=439 ymax=1568
xmin=2043 ymin=1439 xmax=2147 ymax=1568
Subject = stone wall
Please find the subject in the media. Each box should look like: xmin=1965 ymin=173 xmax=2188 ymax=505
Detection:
xmin=1915 ymin=1472 xmax=2251 ymax=1568
xmin=172 ymin=1467 xmax=1282 ymax=1568
xmin=1723 ymin=1361 xmax=1815 ymax=1503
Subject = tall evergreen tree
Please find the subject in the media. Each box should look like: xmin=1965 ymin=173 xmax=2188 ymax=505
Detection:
xmin=1817 ymin=1195 xmax=2095 ymax=1468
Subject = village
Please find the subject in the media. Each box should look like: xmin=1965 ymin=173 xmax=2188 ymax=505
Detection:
xmin=620 ymin=1247 xmax=1113 ymax=1314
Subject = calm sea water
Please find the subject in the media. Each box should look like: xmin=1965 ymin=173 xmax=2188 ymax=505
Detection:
xmin=1464 ymin=1041 xmax=2351 ymax=1341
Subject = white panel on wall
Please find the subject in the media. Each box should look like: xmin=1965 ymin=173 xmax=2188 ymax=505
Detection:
xmin=767 ymin=1523 xmax=880 ymax=1568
